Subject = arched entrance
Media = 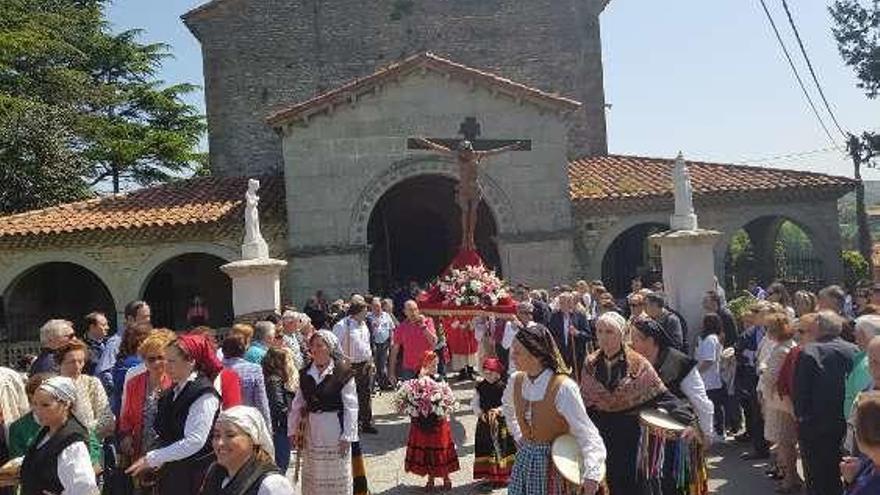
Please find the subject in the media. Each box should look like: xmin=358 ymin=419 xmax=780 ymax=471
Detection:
xmin=724 ymin=217 xmax=823 ymax=293
xmin=367 ymin=175 xmax=499 ymax=295
xmin=142 ymin=253 xmax=233 ymax=330
xmin=2 ymin=262 xmax=116 ymax=342
xmin=601 ymin=223 xmax=668 ymax=297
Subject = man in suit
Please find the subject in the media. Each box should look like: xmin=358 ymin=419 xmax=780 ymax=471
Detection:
xmin=794 ymin=310 xmax=859 ymax=495
xmin=548 ymin=292 xmax=593 ymax=379
xmin=529 ymin=289 xmax=552 ymax=326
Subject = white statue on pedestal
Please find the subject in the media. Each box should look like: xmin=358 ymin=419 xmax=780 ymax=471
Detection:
xmin=242 ymin=178 xmax=270 ymax=259
xmin=670 ymin=152 xmax=699 ymax=231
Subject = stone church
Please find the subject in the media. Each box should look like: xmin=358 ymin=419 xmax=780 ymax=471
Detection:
xmin=0 ymin=0 xmax=853 ymax=346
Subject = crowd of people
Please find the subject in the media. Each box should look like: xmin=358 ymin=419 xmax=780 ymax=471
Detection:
xmin=0 ymin=276 xmax=879 ymax=495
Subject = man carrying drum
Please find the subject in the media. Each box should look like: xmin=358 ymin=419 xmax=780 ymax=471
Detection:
xmin=501 ymin=324 xmax=606 ymax=495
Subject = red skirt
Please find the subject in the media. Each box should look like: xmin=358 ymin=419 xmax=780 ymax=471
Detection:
xmin=405 ymin=416 xmax=461 ymax=477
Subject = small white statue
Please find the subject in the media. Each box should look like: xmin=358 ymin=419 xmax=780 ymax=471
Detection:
xmin=242 ymin=178 xmax=269 ymax=259
xmin=671 ymin=152 xmax=698 ymax=231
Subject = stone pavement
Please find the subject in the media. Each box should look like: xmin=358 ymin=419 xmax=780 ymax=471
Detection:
xmin=338 ymin=380 xmax=778 ymax=494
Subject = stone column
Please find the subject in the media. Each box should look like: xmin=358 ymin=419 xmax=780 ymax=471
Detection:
xmin=221 ymin=178 xmax=288 ymax=318
xmin=651 ymin=230 xmax=721 ymax=351
xmin=651 ymin=153 xmax=722 ymax=352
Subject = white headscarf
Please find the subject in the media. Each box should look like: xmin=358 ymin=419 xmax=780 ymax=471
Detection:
xmin=217 ymin=406 xmax=276 ymax=461
xmin=38 ymin=376 xmax=77 ymax=405
xmin=312 ymin=329 xmax=343 ymax=360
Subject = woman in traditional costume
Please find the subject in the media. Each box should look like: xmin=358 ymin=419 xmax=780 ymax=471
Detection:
xmin=472 ymin=356 xmax=516 ymax=488
xmin=630 ymin=317 xmax=712 ymax=495
xmin=20 ymin=376 xmax=98 ymax=495
xmin=200 ymin=405 xmax=294 ymax=495
xmin=630 ymin=318 xmax=715 ymax=439
xmin=288 ymin=330 xmax=367 ymax=495
xmin=501 ymin=323 xmax=606 ymax=495
xmin=126 ymin=334 xmax=224 ymax=494
xmin=404 ymin=351 xmax=460 ymax=491
xmin=580 ymin=312 xmax=695 ymax=495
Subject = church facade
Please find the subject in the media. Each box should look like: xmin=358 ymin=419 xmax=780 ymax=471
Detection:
xmin=0 ymin=1 xmax=854 ymax=349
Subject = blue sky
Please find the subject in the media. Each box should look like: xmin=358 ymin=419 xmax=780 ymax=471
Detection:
xmin=108 ymin=0 xmax=880 ymax=179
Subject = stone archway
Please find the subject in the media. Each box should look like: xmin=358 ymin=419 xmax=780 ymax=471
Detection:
xmin=367 ymin=174 xmax=500 ymax=294
xmin=349 ymin=156 xmax=518 ymax=246
xmin=141 ymin=253 xmax=233 ymax=330
xmin=601 ymin=222 xmax=669 ymax=297
xmin=2 ymin=262 xmax=117 ymax=342
xmin=723 ymin=216 xmax=823 ymax=293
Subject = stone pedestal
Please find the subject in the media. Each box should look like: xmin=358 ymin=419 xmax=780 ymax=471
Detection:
xmin=220 ymin=258 xmax=288 ymax=317
xmin=651 ymin=229 xmax=720 ymax=352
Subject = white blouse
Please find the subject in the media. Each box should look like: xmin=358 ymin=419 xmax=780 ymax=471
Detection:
xmin=679 ymin=367 xmax=716 ymax=442
xmin=501 ymin=369 xmax=607 ymax=484
xmin=221 ymin=472 xmax=294 ymax=494
xmin=288 ymin=362 xmax=359 ymax=447
xmin=145 ymin=373 xmax=221 ymax=468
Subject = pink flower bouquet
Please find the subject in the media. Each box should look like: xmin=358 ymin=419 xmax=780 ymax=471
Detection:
xmin=393 ymin=376 xmax=458 ymax=419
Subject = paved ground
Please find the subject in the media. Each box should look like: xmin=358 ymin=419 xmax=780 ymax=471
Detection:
xmin=352 ymin=380 xmax=779 ymax=494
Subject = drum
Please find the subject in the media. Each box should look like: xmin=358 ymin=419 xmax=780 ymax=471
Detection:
xmin=551 ymin=434 xmax=607 ymax=495
xmin=638 ymin=409 xmax=708 ymax=495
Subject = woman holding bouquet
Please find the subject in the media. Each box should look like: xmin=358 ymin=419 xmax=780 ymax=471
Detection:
xmin=403 ymin=351 xmax=460 ymax=491
xmin=501 ymin=324 xmax=606 ymax=495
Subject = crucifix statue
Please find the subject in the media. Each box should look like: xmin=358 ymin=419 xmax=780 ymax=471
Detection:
xmin=409 ymin=117 xmax=530 ymax=251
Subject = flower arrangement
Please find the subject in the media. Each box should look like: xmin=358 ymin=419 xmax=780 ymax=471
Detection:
xmin=436 ymin=264 xmax=509 ymax=307
xmin=393 ymin=376 xmax=458 ymax=419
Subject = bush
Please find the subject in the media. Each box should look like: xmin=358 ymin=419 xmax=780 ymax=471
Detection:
xmin=842 ymin=250 xmax=871 ymax=289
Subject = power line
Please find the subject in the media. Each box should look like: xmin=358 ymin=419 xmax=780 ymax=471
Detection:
xmin=757 ymin=0 xmax=838 ymax=147
xmin=778 ymin=0 xmax=849 ymax=138
xmin=734 ymin=146 xmax=842 ymax=165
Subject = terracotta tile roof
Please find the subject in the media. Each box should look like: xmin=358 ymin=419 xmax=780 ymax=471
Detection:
xmin=569 ymin=154 xmax=855 ymax=211
xmin=0 ymin=176 xmax=284 ymax=239
xmin=266 ymin=52 xmax=581 ymax=128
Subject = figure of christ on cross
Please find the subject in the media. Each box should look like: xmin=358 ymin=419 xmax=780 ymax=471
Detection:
xmin=411 ymin=138 xmax=525 ymax=251
xmin=410 ymin=117 xmax=529 ymax=252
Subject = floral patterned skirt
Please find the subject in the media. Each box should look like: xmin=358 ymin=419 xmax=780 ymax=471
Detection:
xmin=405 ymin=416 xmax=460 ymax=477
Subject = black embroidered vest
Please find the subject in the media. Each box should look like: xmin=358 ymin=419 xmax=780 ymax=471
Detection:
xmin=655 ymin=347 xmax=698 ymax=400
xmin=476 ymin=379 xmax=506 ymax=410
xmin=200 ymin=458 xmax=279 ymax=495
xmin=299 ymin=360 xmax=354 ymax=414
xmin=20 ymin=417 xmax=88 ymax=495
xmin=155 ymin=375 xmax=219 ymax=464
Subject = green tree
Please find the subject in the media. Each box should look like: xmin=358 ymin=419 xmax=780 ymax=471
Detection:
xmin=830 ymin=0 xmax=880 ymax=270
xmin=0 ymin=0 xmax=205 ymax=205
xmin=0 ymin=98 xmax=91 ymax=214
xmin=81 ymin=29 xmax=205 ymax=193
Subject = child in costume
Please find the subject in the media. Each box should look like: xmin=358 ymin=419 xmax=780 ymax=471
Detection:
xmin=472 ymin=357 xmax=517 ymax=490
xmin=404 ymin=351 xmax=460 ymax=491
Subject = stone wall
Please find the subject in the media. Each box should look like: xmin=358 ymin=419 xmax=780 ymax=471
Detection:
xmin=0 ymin=218 xmax=287 ymax=338
xmin=572 ymin=196 xmax=845 ymax=288
xmin=184 ymin=0 xmax=610 ymax=176
xmin=278 ymin=71 xmax=576 ymax=304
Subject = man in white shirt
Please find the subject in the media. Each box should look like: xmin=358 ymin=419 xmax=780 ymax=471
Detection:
xmin=333 ymin=300 xmax=377 ymax=434
xmin=502 ymin=301 xmax=537 ymax=376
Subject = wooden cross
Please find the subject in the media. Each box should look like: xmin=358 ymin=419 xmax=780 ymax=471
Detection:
xmin=407 ymin=116 xmax=532 ymax=152
xmin=408 ymin=117 xmax=530 ymax=251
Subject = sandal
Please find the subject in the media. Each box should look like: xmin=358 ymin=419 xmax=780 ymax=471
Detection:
xmin=442 ymin=478 xmax=452 ymax=492
xmin=424 ymin=479 xmax=435 ymax=492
